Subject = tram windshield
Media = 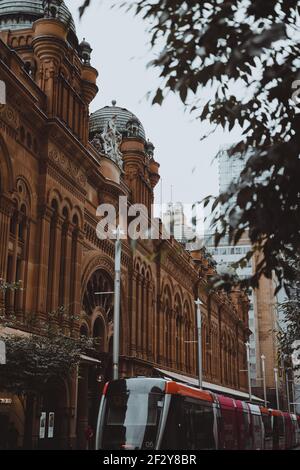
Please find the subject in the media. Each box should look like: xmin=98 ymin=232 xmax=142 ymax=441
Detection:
xmin=98 ymin=380 xmax=165 ymax=450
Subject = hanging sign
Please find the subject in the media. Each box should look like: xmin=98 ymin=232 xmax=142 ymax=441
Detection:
xmin=48 ymin=412 xmax=55 ymax=439
xmin=39 ymin=412 xmax=46 ymax=439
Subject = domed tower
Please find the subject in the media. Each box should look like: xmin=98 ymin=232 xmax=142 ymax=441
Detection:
xmin=89 ymin=101 xmax=160 ymax=210
xmin=0 ymin=0 xmax=78 ymax=47
xmin=0 ymin=0 xmax=98 ymax=144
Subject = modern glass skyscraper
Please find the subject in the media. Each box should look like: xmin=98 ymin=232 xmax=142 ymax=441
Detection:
xmin=205 ymin=146 xmax=282 ymax=394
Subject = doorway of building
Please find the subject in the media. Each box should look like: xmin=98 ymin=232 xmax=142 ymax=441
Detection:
xmin=38 ymin=379 xmax=69 ymax=450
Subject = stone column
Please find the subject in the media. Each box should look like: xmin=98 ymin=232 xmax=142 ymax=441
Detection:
xmin=142 ymin=281 xmax=147 ymax=359
xmin=0 ymin=195 xmax=13 ymax=279
xmin=36 ymin=206 xmax=52 ymax=319
xmin=180 ymin=319 xmax=184 ymax=371
xmin=166 ymin=311 xmax=170 ymax=366
xmin=15 ymin=218 xmax=30 ymax=319
xmin=130 ymin=272 xmax=137 ymax=355
xmin=147 ymin=285 xmax=153 ymax=360
xmin=171 ymin=311 xmax=176 ymax=369
xmin=62 ymin=223 xmax=72 ymax=328
xmin=7 ymin=212 xmax=20 ymax=312
xmin=136 ymin=277 xmax=142 ymax=357
xmin=71 ymin=230 xmax=84 ymax=336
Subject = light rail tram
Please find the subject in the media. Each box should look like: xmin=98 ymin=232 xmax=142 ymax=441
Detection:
xmin=95 ymin=377 xmax=300 ymax=450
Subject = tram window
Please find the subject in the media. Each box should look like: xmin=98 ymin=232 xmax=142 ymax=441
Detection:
xmin=101 ymin=390 xmax=164 ymax=450
xmin=181 ymin=399 xmax=215 ymax=450
xmin=106 ymin=394 xmax=158 ymax=426
xmin=251 ymin=413 xmax=263 ymax=449
xmin=242 ymin=410 xmax=253 ymax=449
xmin=252 ymin=414 xmax=261 ymax=433
xmin=262 ymin=414 xmax=272 ymax=439
xmin=243 ymin=411 xmax=250 ymax=434
xmin=220 ymin=407 xmax=238 ymax=449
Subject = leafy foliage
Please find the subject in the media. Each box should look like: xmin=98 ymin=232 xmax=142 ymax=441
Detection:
xmin=278 ymin=260 xmax=300 ymax=369
xmin=0 ymin=279 xmax=22 ymax=292
xmin=79 ymin=0 xmax=91 ymax=17
xmin=80 ymin=0 xmax=300 ymax=290
xmin=0 ymin=331 xmax=95 ymax=396
xmin=0 ymin=281 xmax=98 ymax=396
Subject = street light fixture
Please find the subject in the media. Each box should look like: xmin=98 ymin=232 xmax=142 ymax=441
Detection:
xmin=112 ymin=226 xmax=123 ymax=381
xmin=285 ymin=367 xmax=291 ymax=413
xmin=245 ymin=342 xmax=252 ymax=402
xmin=194 ymin=298 xmax=203 ymax=390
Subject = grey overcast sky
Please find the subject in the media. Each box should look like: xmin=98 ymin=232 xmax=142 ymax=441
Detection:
xmin=66 ymin=0 xmax=242 ymax=209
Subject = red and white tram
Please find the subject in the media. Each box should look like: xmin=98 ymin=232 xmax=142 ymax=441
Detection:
xmin=96 ymin=377 xmax=300 ymax=450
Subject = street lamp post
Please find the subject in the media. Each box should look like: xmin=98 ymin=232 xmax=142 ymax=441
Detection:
xmin=274 ymin=367 xmax=280 ymax=410
xmin=112 ymin=226 xmax=122 ymax=381
xmin=285 ymin=368 xmax=291 ymax=413
xmin=261 ymin=354 xmax=267 ymax=408
xmin=195 ymin=298 xmax=203 ymax=390
xmin=246 ymin=342 xmax=252 ymax=402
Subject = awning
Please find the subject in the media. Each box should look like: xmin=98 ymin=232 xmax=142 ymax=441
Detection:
xmin=155 ymin=368 xmax=264 ymax=403
xmin=80 ymin=354 xmax=102 ymax=365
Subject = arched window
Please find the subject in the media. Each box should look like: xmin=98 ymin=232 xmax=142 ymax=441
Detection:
xmin=157 ymin=284 xmax=172 ymax=366
xmin=174 ymin=294 xmax=182 ymax=370
xmin=18 ymin=204 xmax=26 ymax=241
xmin=83 ymin=270 xmax=114 ymax=318
xmin=9 ymin=201 xmax=17 ymax=236
xmin=82 ymin=270 xmax=114 ymax=354
xmin=6 ymin=179 xmax=31 ymax=315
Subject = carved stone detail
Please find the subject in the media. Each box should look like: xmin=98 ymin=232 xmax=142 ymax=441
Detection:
xmin=0 ymin=105 xmax=20 ymax=130
xmin=48 ymin=145 xmax=87 ymax=188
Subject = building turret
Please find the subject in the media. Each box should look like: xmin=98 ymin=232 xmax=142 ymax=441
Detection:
xmin=89 ymin=102 xmax=160 ymax=211
xmin=0 ymin=0 xmax=99 ymax=144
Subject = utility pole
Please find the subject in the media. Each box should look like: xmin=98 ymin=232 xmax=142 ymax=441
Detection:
xmin=261 ymin=354 xmax=267 ymax=407
xmin=285 ymin=368 xmax=291 ymax=413
xmin=274 ymin=367 xmax=280 ymax=410
xmin=245 ymin=342 xmax=252 ymax=402
xmin=195 ymin=298 xmax=203 ymax=390
xmin=112 ymin=226 xmax=122 ymax=381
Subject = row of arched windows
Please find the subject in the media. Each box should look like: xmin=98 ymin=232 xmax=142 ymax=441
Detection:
xmin=133 ymin=260 xmax=153 ymax=359
xmin=46 ymin=199 xmax=81 ymax=321
xmin=158 ymin=284 xmax=195 ymax=374
xmin=5 ymin=178 xmax=30 ymax=317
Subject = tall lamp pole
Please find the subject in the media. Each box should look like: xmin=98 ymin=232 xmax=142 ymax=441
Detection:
xmin=195 ymin=298 xmax=203 ymax=390
xmin=246 ymin=342 xmax=252 ymax=402
xmin=285 ymin=368 xmax=291 ymax=413
xmin=274 ymin=367 xmax=280 ymax=410
xmin=261 ymin=354 xmax=267 ymax=407
xmin=113 ymin=226 xmax=122 ymax=381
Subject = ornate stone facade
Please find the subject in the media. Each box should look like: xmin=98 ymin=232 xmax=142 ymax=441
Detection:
xmin=0 ymin=4 xmax=250 ymax=450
